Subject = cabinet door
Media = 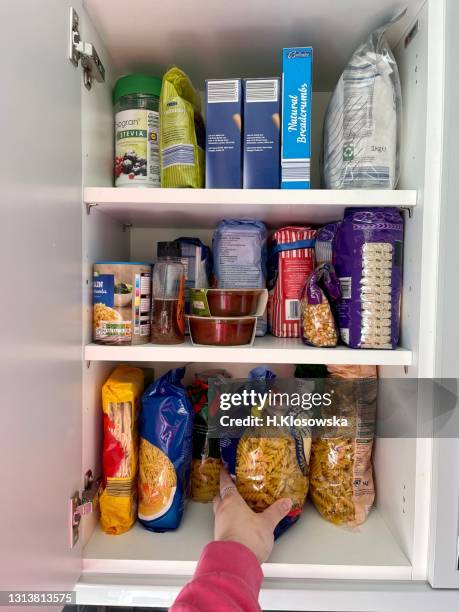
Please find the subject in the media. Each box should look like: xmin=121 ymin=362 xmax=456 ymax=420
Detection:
xmin=428 ymin=0 xmax=459 ymax=590
xmin=0 ymin=0 xmax=83 ymax=592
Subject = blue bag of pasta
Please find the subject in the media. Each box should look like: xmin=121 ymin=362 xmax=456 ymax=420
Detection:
xmin=219 ymin=367 xmax=310 ymax=538
xmin=139 ymin=368 xmax=193 ymax=531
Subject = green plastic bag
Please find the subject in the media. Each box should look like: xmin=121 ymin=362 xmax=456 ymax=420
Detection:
xmin=160 ymin=67 xmax=205 ymax=188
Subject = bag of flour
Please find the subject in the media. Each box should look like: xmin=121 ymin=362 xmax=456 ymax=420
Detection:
xmin=322 ymin=12 xmax=404 ymax=189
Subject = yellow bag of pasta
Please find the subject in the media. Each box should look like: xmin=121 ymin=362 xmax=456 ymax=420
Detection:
xmin=309 ymin=365 xmax=377 ymax=527
xmin=100 ymin=365 xmax=144 ymax=535
xmin=160 ymin=66 xmax=205 ymax=187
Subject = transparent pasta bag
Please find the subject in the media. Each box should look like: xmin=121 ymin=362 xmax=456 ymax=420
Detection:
xmin=309 ymin=365 xmax=377 ymax=527
xmin=300 ymin=263 xmax=341 ymax=347
xmin=187 ymin=369 xmax=231 ymax=502
xmin=321 ymin=10 xmax=405 ymax=189
xmin=220 ymin=367 xmax=311 ymax=538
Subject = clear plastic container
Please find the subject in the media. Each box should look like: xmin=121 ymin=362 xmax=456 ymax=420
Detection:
xmin=151 ymin=243 xmax=185 ymax=344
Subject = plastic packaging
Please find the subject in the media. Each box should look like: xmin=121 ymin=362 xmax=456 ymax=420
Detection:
xmin=187 ymin=315 xmax=256 ymax=346
xmin=220 ymin=367 xmax=311 ymax=538
xmin=300 ymin=263 xmax=341 ymax=347
xmin=138 ymin=368 xmax=193 ymax=531
xmin=212 ymin=219 xmax=268 ymax=336
xmin=314 ymin=222 xmax=341 ymax=265
xmin=267 ymin=226 xmax=316 ymax=337
xmin=188 ymin=370 xmax=231 ymax=502
xmin=114 ymin=74 xmax=162 ymax=188
xmin=333 ymin=207 xmax=404 ymax=349
xmin=322 ymin=12 xmax=404 ymax=189
xmin=100 ymin=365 xmax=144 ymax=535
xmin=151 ymin=244 xmax=185 ymax=344
xmin=160 ymin=67 xmax=205 ymax=188
xmin=309 ymin=365 xmax=377 ymax=527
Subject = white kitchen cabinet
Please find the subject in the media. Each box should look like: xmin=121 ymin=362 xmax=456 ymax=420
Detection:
xmin=2 ymin=0 xmax=458 ymax=610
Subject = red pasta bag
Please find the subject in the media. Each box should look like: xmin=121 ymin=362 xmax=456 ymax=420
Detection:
xmin=268 ymin=227 xmax=316 ymax=337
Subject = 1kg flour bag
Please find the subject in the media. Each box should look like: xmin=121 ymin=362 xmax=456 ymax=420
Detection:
xmin=322 ymin=11 xmax=404 ymax=189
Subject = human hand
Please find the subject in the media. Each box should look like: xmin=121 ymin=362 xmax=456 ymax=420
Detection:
xmin=213 ymin=469 xmax=292 ymax=564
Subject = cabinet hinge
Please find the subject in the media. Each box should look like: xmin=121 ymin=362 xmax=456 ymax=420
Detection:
xmin=68 ymin=7 xmax=105 ymax=91
xmin=69 ymin=470 xmax=101 ymax=548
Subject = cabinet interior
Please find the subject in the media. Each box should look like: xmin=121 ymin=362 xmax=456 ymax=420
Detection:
xmin=80 ymin=0 xmax=436 ymax=582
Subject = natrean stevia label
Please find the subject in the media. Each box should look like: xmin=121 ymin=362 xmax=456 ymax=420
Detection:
xmin=115 ymin=109 xmax=160 ymax=187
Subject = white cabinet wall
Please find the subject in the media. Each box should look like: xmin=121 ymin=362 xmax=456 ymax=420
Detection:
xmin=1 ymin=0 xmax=458 ymax=610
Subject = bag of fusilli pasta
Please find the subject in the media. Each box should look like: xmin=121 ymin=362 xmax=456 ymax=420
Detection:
xmin=139 ymin=368 xmax=194 ymax=531
xmin=187 ymin=369 xmax=231 ymax=502
xmin=309 ymin=365 xmax=377 ymax=527
xmin=220 ymin=367 xmax=311 ymax=538
xmin=100 ymin=365 xmax=144 ymax=535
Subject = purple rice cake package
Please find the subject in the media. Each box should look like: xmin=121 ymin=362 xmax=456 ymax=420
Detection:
xmin=333 ymin=208 xmax=403 ymax=349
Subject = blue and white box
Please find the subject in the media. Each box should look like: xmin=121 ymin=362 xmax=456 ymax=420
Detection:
xmin=205 ymin=79 xmax=242 ymax=188
xmin=243 ymin=78 xmax=281 ymax=189
xmin=281 ymin=47 xmax=313 ymax=189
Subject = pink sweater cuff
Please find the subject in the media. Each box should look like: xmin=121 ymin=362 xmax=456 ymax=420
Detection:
xmin=195 ymin=540 xmax=263 ymax=597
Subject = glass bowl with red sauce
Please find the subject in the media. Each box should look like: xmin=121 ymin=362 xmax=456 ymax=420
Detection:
xmin=187 ymin=315 xmax=256 ymax=346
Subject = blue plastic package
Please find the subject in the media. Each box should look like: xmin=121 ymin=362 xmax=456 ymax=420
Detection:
xmin=212 ymin=219 xmax=268 ymax=335
xmin=138 ymin=368 xmax=194 ymax=531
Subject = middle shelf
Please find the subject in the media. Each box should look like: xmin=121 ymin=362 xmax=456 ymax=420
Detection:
xmin=85 ymin=337 xmax=413 ymax=365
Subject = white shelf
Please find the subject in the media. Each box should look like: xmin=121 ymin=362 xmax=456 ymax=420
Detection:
xmin=82 ymin=501 xmax=411 ymax=581
xmin=84 ymin=187 xmax=417 ymax=228
xmin=85 ymin=337 xmax=413 ymax=366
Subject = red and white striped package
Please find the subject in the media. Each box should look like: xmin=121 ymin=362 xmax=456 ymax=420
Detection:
xmin=268 ymin=226 xmax=316 ymax=337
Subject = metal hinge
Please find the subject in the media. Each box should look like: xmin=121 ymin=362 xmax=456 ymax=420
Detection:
xmin=68 ymin=7 xmax=105 ymax=90
xmin=69 ymin=470 xmax=102 ymax=548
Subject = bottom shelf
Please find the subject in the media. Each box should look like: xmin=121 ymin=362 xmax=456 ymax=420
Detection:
xmin=83 ymin=501 xmax=411 ymax=581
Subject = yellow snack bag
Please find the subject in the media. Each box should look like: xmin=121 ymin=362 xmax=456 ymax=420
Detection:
xmin=160 ymin=66 xmax=205 ymax=188
xmin=100 ymin=365 xmax=144 ymax=535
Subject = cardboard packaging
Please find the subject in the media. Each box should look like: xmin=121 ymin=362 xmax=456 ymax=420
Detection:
xmin=243 ymin=78 xmax=281 ymax=188
xmin=205 ymin=79 xmax=243 ymax=188
xmin=281 ymin=47 xmax=313 ymax=189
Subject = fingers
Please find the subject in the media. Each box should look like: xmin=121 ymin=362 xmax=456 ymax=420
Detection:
xmin=219 ymin=467 xmax=240 ymax=502
xmin=213 ymin=494 xmax=222 ymax=515
xmin=261 ymin=498 xmax=292 ymax=530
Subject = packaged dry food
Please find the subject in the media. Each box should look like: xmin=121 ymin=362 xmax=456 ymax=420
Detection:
xmin=188 ymin=370 xmax=230 ymax=502
xmin=314 ymin=222 xmax=340 ymax=265
xmin=300 ymin=264 xmax=341 ymax=347
xmin=100 ymin=365 xmax=144 ymax=535
xmin=138 ymin=368 xmax=193 ymax=531
xmin=113 ymin=74 xmax=161 ymax=188
xmin=212 ymin=219 xmax=268 ymax=335
xmin=309 ymin=365 xmax=377 ymax=527
xmin=220 ymin=367 xmax=311 ymax=538
xmin=322 ymin=12 xmax=403 ymax=189
xmin=267 ymin=226 xmax=316 ymax=337
xmin=93 ymin=262 xmax=152 ymax=345
xmin=333 ymin=208 xmax=403 ymax=348
xmin=160 ymin=66 xmax=205 ymax=188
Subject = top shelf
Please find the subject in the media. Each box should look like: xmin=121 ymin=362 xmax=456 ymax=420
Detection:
xmin=84 ymin=188 xmax=417 ymax=228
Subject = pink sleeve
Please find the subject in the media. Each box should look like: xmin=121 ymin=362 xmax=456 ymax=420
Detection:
xmin=170 ymin=540 xmax=263 ymax=612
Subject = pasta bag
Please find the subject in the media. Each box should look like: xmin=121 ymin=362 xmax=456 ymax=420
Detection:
xmin=220 ymin=367 xmax=311 ymax=538
xmin=300 ymin=263 xmax=341 ymax=347
xmin=139 ymin=368 xmax=194 ymax=531
xmin=100 ymin=365 xmax=144 ymax=535
xmin=188 ymin=370 xmax=230 ymax=502
xmin=309 ymin=365 xmax=377 ymax=527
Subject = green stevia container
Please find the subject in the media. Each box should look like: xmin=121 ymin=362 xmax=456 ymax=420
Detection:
xmin=114 ymin=74 xmax=162 ymax=188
